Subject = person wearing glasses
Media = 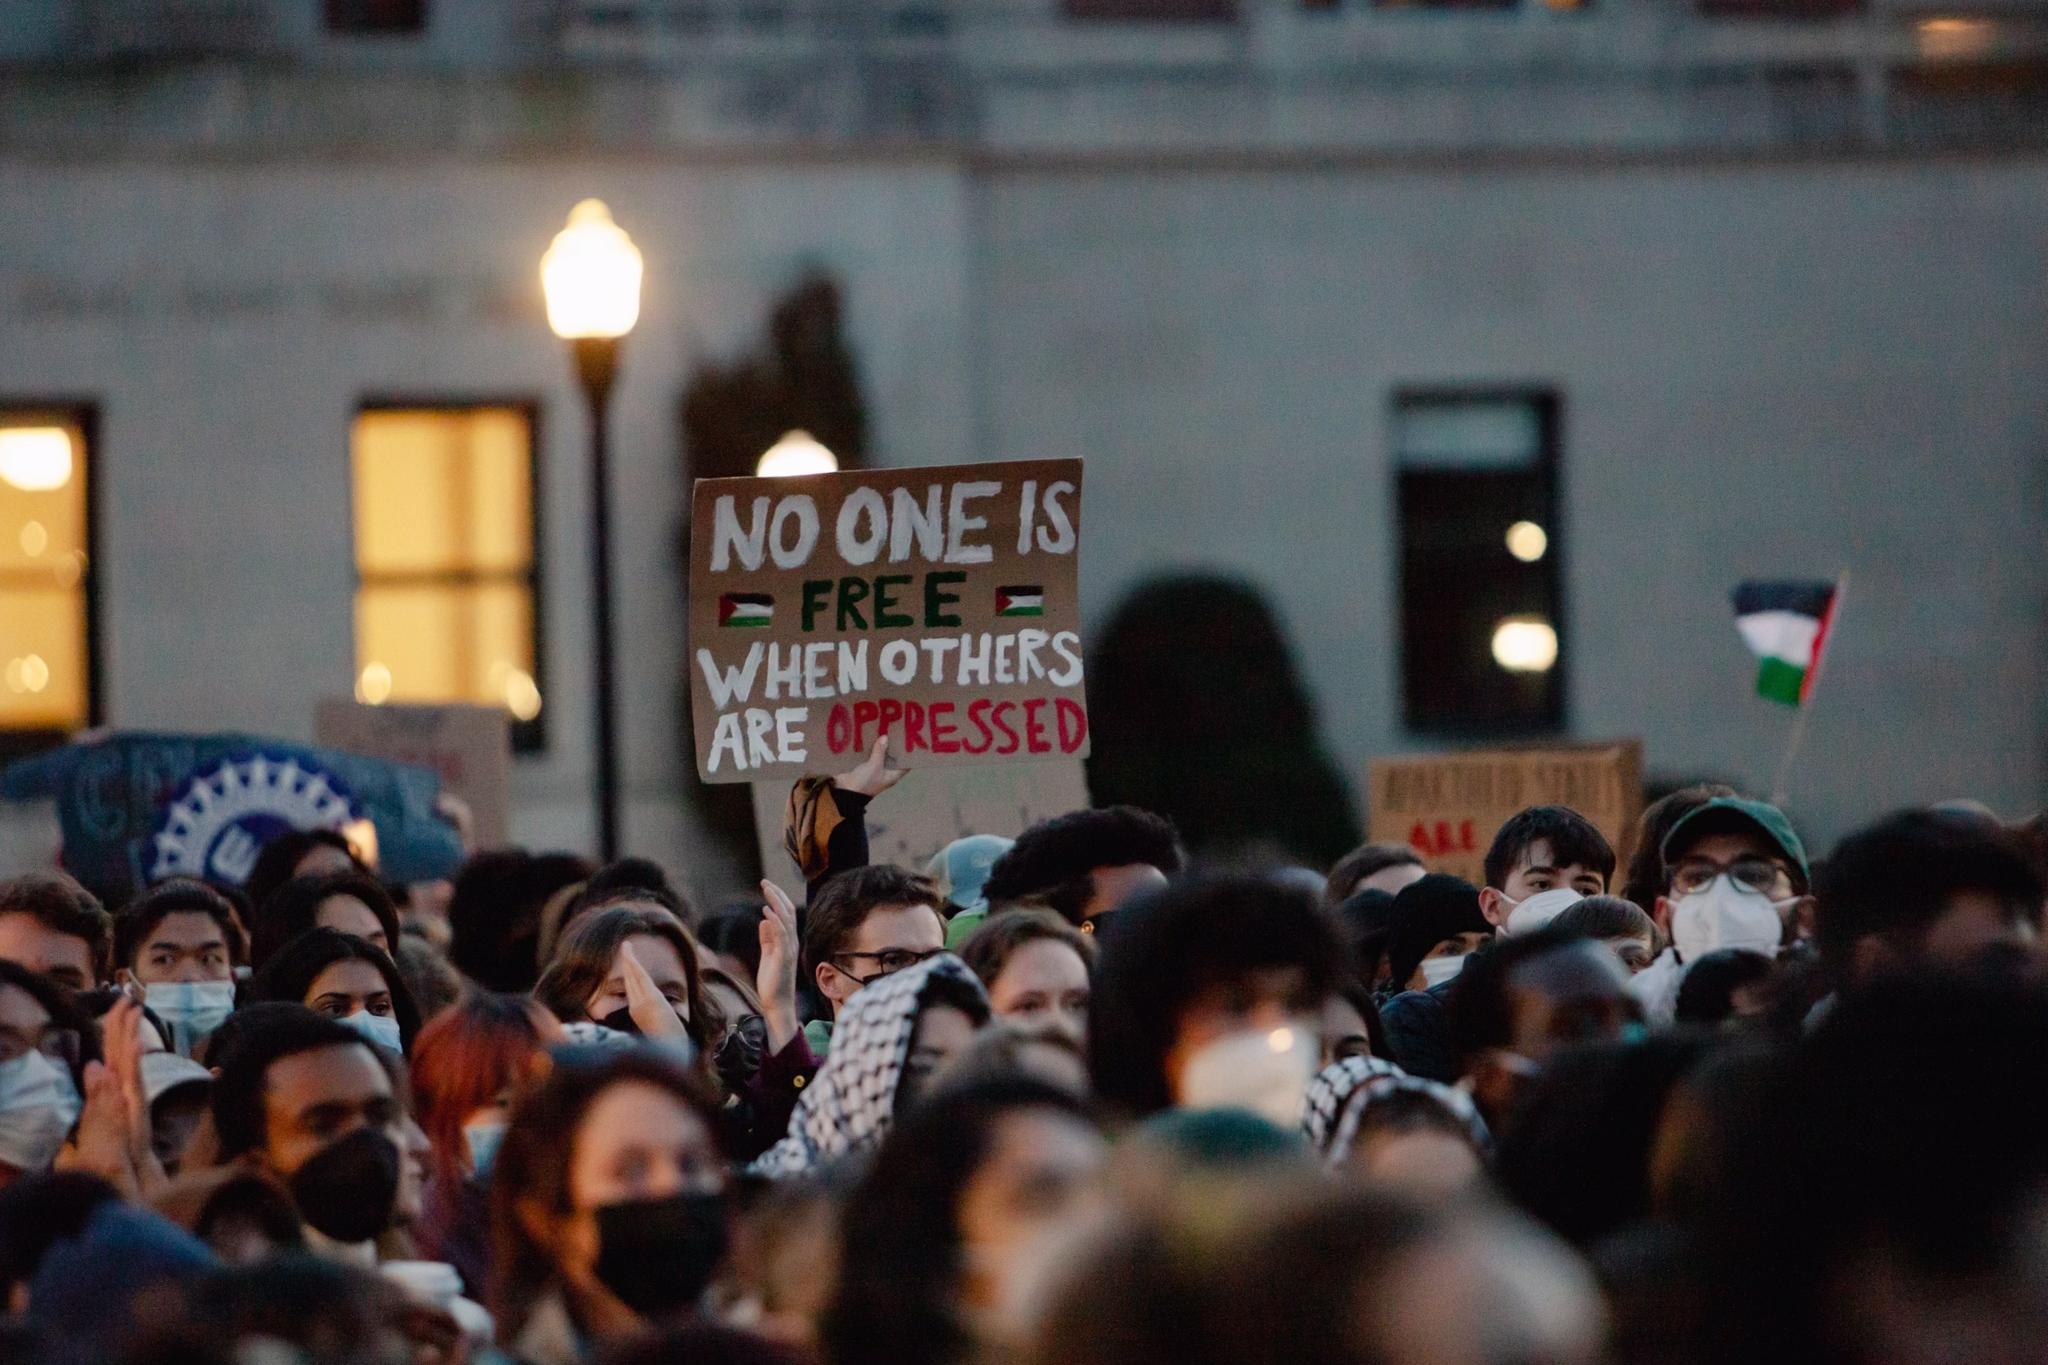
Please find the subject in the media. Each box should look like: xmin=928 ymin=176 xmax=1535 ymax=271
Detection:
xmin=1627 ymin=797 xmax=1813 ymax=1027
xmin=800 ymin=865 xmax=948 ymax=1058
xmin=0 ymin=958 xmax=96 ymax=1186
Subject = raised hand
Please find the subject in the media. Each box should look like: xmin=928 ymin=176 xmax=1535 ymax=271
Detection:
xmin=833 ymin=733 xmax=907 ymax=798
xmin=619 ymin=940 xmax=691 ymax=1042
xmin=757 ymin=880 xmax=802 ymax=1053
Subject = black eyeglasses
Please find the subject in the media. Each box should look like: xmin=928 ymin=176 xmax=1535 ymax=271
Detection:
xmin=0 ymin=1025 xmax=81 ymax=1069
xmin=1670 ymin=857 xmax=1789 ymax=898
xmin=829 ymin=947 xmax=943 ymax=984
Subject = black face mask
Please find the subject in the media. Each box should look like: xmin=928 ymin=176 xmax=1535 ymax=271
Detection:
xmin=593 ymin=1192 xmax=728 ymax=1319
xmin=715 ymin=1015 xmax=767 ymax=1090
xmin=289 ymin=1127 xmax=400 ymax=1244
xmin=598 ymin=1006 xmax=642 ymax=1036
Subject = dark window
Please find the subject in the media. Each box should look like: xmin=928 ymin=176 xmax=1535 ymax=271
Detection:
xmin=1063 ymin=0 xmax=1238 ymax=20
xmin=350 ymin=404 xmax=545 ymax=753
xmin=0 ymin=406 xmax=99 ymax=761
xmin=325 ymin=0 xmax=426 ymax=34
xmin=1395 ymin=390 xmax=1563 ymax=736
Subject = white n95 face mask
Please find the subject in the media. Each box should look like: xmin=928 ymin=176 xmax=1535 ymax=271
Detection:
xmin=1500 ymin=887 xmax=1586 ymax=937
xmin=0 ymin=1049 xmax=82 ymax=1174
xmin=1671 ymin=876 xmax=1787 ymax=963
xmin=1419 ymin=954 xmax=1469 ymax=988
xmin=338 ymin=1008 xmax=404 ymax=1053
xmin=144 ymin=980 xmax=238 ymax=1056
xmin=1178 ymin=1025 xmax=1320 ymax=1128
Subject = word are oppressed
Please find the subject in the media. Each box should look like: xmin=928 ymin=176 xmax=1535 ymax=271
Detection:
xmin=687 ymin=459 xmax=1088 ymax=783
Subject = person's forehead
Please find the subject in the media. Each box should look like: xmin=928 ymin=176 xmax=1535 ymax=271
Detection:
xmin=147 ymin=911 xmax=227 ymax=946
xmin=319 ymin=894 xmax=377 ymax=922
xmin=0 ymin=911 xmax=89 ymax=961
xmin=0 ymin=980 xmax=51 ymax=1030
xmin=614 ymin=933 xmax=686 ymax=980
xmin=1671 ymin=830 xmax=1779 ymax=865
xmin=575 ymin=1079 xmax=705 ymax=1164
xmin=266 ymin=1043 xmax=389 ymax=1110
xmin=310 ymin=958 xmax=388 ymax=995
xmin=850 ymin=902 xmax=943 ymax=950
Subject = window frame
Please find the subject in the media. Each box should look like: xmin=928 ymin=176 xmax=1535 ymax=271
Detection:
xmin=0 ymin=399 xmax=102 ymax=763
xmin=350 ymin=396 xmax=548 ymax=755
xmin=1391 ymin=384 xmax=1567 ymax=739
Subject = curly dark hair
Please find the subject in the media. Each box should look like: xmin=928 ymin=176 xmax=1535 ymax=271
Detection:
xmin=1087 ymin=875 xmax=1346 ymax=1120
xmin=981 ymin=807 xmax=1183 ymax=925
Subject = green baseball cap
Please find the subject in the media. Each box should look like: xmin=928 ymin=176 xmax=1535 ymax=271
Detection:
xmin=1661 ymin=797 xmax=1809 ymax=881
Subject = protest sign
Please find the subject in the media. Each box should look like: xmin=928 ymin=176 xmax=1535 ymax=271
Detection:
xmin=0 ymin=731 xmax=465 ymax=900
xmin=689 ymin=459 xmax=1087 ymax=784
xmin=1365 ymin=740 xmax=1644 ymax=885
xmin=749 ymin=758 xmax=1091 ymax=900
xmin=315 ymin=700 xmax=512 ymax=849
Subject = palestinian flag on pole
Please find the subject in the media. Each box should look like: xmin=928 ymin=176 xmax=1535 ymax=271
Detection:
xmin=718 ymin=593 xmax=773 ymax=627
xmin=995 ymin=586 xmax=1044 ymax=618
xmin=1732 ymin=580 xmax=1841 ymax=706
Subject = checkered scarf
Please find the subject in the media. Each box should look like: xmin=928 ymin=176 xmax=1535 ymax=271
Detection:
xmin=1323 ymin=1073 xmax=1492 ymax=1169
xmin=1302 ymin=1055 xmax=1405 ymax=1153
xmin=750 ymin=953 xmax=987 ymax=1178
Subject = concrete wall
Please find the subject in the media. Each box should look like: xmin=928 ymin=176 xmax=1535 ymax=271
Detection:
xmin=978 ymin=155 xmax=2048 ymax=848
xmin=1 ymin=149 xmax=2042 ymax=895
xmin=0 ymin=157 xmax=974 ymax=892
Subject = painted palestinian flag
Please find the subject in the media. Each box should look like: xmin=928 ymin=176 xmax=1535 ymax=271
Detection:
xmin=718 ymin=593 xmax=774 ymax=628
xmin=995 ymin=586 xmax=1044 ymax=618
xmin=1732 ymin=580 xmax=1839 ymax=706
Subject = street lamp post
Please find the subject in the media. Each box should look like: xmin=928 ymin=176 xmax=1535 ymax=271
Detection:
xmin=542 ymin=199 xmax=643 ymax=862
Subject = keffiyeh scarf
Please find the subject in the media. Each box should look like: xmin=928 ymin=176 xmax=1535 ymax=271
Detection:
xmin=1324 ymin=1073 xmax=1492 ymax=1168
xmin=750 ymin=953 xmax=986 ymax=1177
xmin=1302 ymin=1054 xmax=1405 ymax=1152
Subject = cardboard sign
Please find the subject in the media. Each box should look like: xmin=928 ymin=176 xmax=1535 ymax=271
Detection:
xmin=1365 ymin=741 xmax=1644 ymax=886
xmin=315 ymin=700 xmax=512 ymax=850
xmin=689 ymin=460 xmax=1087 ymax=784
xmin=750 ymin=759 xmax=1092 ymax=900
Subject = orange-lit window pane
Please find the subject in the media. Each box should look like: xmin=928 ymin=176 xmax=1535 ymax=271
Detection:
xmin=350 ymin=407 xmax=541 ymax=738
xmin=0 ymin=416 xmax=91 ymax=739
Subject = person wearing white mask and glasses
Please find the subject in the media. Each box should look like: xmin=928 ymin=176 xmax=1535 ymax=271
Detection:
xmin=1627 ymin=797 xmax=1811 ymax=1027
xmin=0 ymin=959 xmax=92 ymax=1187
xmin=113 ymin=880 xmax=247 ymax=1059
xmin=245 ymin=927 xmax=421 ymax=1056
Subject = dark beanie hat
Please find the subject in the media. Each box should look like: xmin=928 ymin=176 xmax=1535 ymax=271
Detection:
xmin=1385 ymin=874 xmax=1492 ymax=990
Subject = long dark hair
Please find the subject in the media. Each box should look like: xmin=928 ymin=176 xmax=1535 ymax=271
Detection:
xmin=824 ymin=1074 xmax=1096 ymax=1365
xmin=244 ymin=927 xmax=422 ymax=1053
xmin=250 ymin=870 xmax=401 ymax=971
xmin=489 ymin=1050 xmax=727 ymax=1342
xmin=533 ymin=905 xmax=720 ymax=1057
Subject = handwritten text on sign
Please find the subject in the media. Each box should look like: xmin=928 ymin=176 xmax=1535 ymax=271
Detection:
xmin=688 ymin=459 xmax=1087 ymax=783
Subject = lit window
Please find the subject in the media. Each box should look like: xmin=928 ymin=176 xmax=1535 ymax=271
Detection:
xmin=0 ymin=411 xmax=95 ymax=755
xmin=1395 ymin=391 xmax=1563 ymax=735
xmin=351 ymin=405 xmax=544 ymax=749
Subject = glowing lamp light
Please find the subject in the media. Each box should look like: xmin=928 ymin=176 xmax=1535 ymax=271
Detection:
xmin=540 ymin=200 xmax=643 ymax=340
xmin=0 ymin=428 xmax=74 ymax=492
xmin=355 ymin=662 xmax=393 ymax=705
xmin=1492 ymin=617 xmax=1560 ymax=674
xmin=1265 ymin=1027 xmax=1296 ymax=1053
xmin=1505 ymin=521 xmax=1548 ymax=563
xmin=756 ymin=430 xmax=839 ymax=478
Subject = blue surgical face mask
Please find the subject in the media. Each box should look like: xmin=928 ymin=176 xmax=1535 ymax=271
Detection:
xmin=463 ymin=1120 xmax=507 ymax=1181
xmin=336 ymin=1008 xmax=403 ymax=1053
xmin=143 ymin=980 xmax=237 ymax=1056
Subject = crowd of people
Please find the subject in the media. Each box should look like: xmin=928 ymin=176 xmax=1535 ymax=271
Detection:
xmin=2 ymin=732 xmax=2046 ymax=1365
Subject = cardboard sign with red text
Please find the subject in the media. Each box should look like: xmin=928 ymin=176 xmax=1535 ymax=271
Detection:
xmin=1365 ymin=741 xmax=1643 ymax=886
xmin=689 ymin=460 xmax=1087 ymax=784
xmin=749 ymin=759 xmax=1092 ymax=901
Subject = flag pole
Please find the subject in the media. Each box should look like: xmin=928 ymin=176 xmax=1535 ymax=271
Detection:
xmin=1770 ymin=569 xmax=1849 ymax=806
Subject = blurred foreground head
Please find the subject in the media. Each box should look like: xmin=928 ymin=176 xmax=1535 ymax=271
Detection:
xmin=1031 ymin=1186 xmax=1602 ymax=1365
